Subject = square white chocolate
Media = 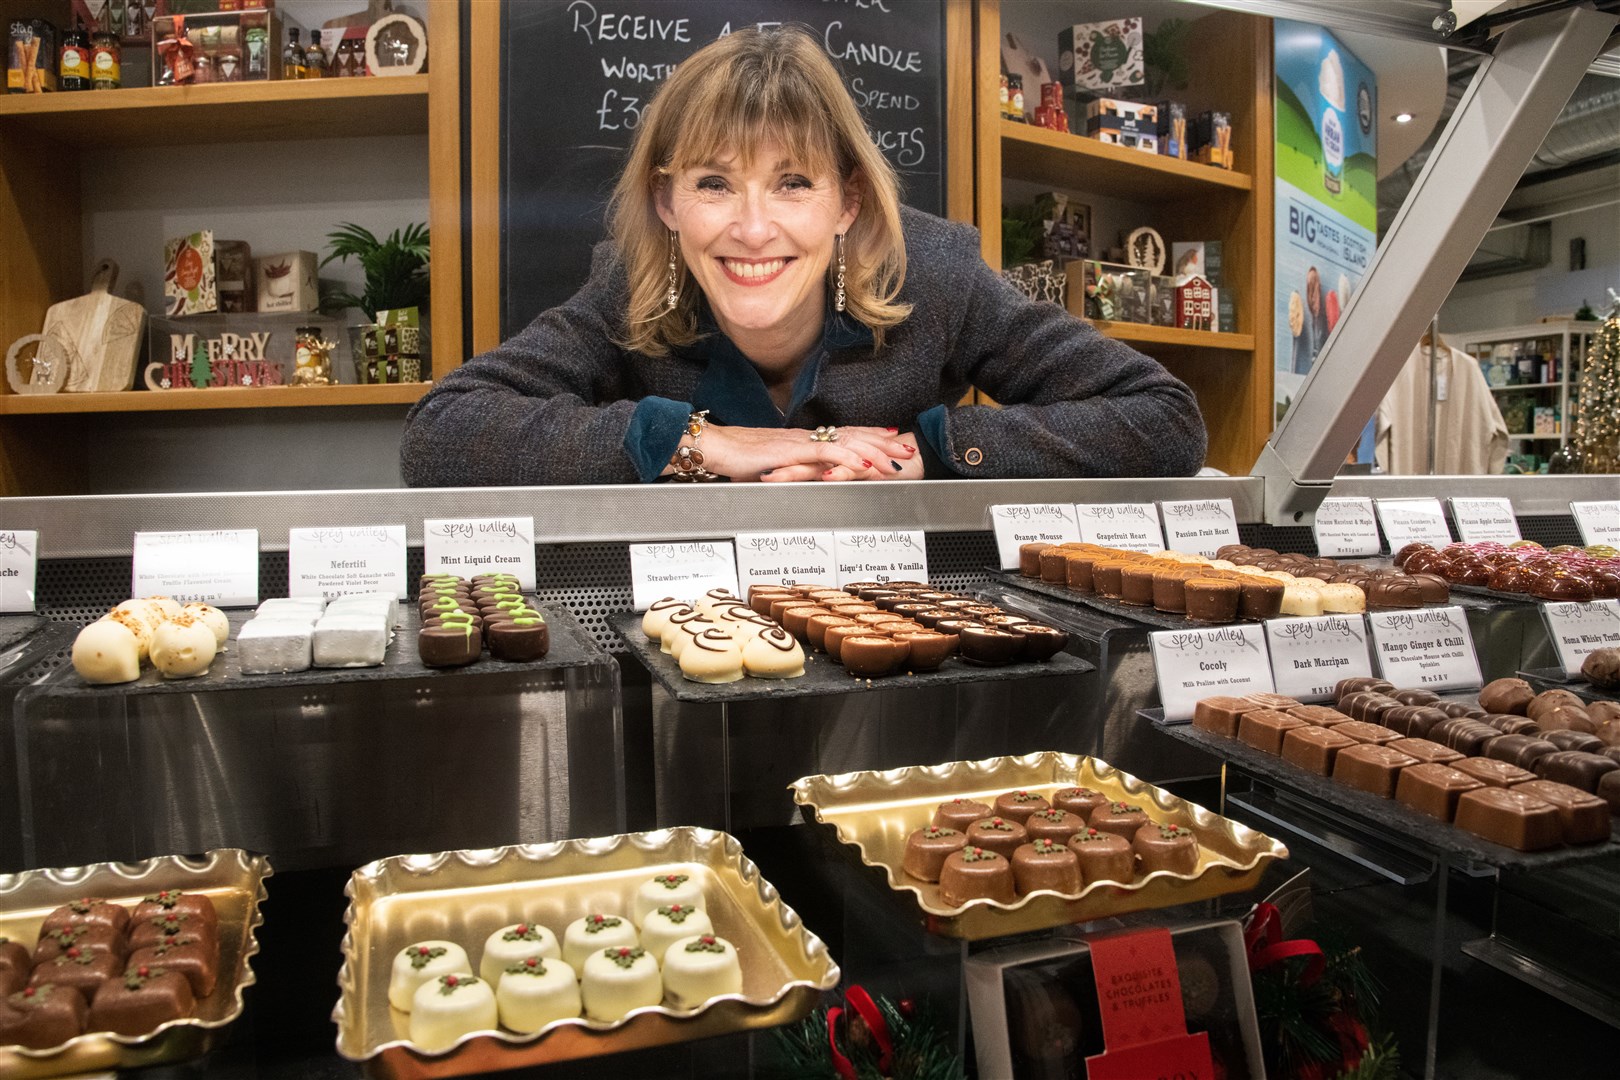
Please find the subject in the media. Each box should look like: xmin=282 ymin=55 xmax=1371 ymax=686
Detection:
xmin=313 ymin=614 xmax=389 ymax=667
xmin=237 ymin=619 xmax=313 ymax=674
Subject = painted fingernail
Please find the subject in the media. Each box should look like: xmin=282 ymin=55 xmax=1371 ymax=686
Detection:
xmin=904 ymin=445 xmax=916 ymax=454
xmin=886 ymin=427 xmax=899 ymax=433
xmin=862 ymin=459 xmax=873 ymax=469
xmin=890 ymin=460 xmax=903 ymax=472
xmin=823 ymin=469 xmax=836 ymax=477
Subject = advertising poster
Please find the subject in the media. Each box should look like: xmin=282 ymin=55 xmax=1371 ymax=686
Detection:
xmin=1274 ymin=21 xmax=1377 ymax=430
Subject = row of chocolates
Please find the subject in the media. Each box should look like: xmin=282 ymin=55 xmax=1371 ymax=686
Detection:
xmin=641 ymin=590 xmax=806 ymax=683
xmin=1393 ymin=540 xmax=1620 ymax=601
xmin=0 ymin=890 xmax=218 ymax=1049
xmin=71 ymin=596 xmax=229 ymax=684
xmin=417 ymin=573 xmax=550 ymax=667
xmin=1192 ymin=679 xmax=1618 ymax=851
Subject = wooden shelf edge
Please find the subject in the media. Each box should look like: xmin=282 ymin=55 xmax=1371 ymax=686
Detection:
xmin=0 ymin=76 xmax=429 ymax=120
xmin=1093 ymin=321 xmax=1255 ymax=351
xmin=0 ymin=383 xmax=430 ymax=414
xmin=1000 ymin=120 xmax=1252 ymax=192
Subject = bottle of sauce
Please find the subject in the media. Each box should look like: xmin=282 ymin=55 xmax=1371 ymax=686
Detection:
xmin=59 ymin=19 xmax=91 ymax=91
xmin=304 ymin=29 xmax=326 ymax=78
xmin=90 ymin=31 xmax=119 ymax=89
xmin=245 ymin=25 xmax=268 ymax=79
xmin=283 ymin=27 xmax=305 ymax=80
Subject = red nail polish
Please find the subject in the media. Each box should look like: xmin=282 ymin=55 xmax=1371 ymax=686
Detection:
xmin=904 ymin=445 xmax=916 ymax=454
xmin=862 ymin=459 xmax=873 ymax=468
xmin=886 ymin=427 xmax=898 ymax=433
xmin=823 ymin=469 xmax=835 ymax=477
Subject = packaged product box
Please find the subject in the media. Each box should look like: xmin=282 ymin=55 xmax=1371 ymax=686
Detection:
xmin=1171 ymin=242 xmax=1225 ymax=287
xmin=7 ymin=20 xmax=58 ymax=93
xmin=1059 ymin=18 xmax=1143 ymax=98
xmin=255 ymin=251 xmax=319 ymax=314
xmin=1083 ymin=98 xmax=1159 ymax=153
xmin=215 ymin=240 xmax=254 ymax=313
xmin=1533 ymin=407 xmax=1557 ymax=436
xmin=1157 ymin=100 xmax=1188 ymax=159
xmin=152 ymin=6 xmax=285 ymax=84
xmin=164 ymin=230 xmax=217 ymax=316
xmin=1068 ymin=260 xmax=1150 ymax=324
xmin=1193 ymin=111 xmax=1235 ymax=169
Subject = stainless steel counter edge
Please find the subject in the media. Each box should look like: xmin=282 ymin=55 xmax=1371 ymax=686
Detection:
xmin=0 ymin=473 xmax=1608 ymax=558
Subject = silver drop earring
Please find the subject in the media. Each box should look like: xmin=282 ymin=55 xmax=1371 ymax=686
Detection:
xmin=834 ymin=233 xmax=846 ymax=313
xmin=667 ymin=230 xmax=680 ymax=310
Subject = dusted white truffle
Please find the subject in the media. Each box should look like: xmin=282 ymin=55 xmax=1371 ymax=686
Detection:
xmin=72 ymin=619 xmax=142 ymax=684
xmin=149 ymin=614 xmax=218 ymax=679
xmin=144 ymin=595 xmax=183 ymax=621
xmin=182 ymin=602 xmax=230 ymax=648
xmin=104 ymin=606 xmax=155 ymax=662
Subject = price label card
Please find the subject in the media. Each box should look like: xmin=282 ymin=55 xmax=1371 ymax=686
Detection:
xmin=1264 ymin=615 xmax=1374 ymax=702
xmin=1374 ymin=498 xmax=1453 ymax=552
xmin=423 ymin=517 xmax=537 ymax=590
xmin=733 ymin=531 xmax=837 ymax=589
xmin=1570 ymin=501 xmax=1620 ymax=548
xmin=1312 ymin=497 xmax=1381 ymax=558
xmin=628 ymin=541 xmax=739 ymax=611
xmin=1158 ymin=498 xmax=1240 ymax=558
xmin=288 ymin=525 xmax=408 ymax=600
xmin=1148 ymin=625 xmax=1274 ymax=721
xmin=1366 ymin=606 xmax=1481 ymax=691
xmin=132 ymin=529 xmax=259 ymax=607
xmin=989 ymin=504 xmax=1080 ymax=568
xmin=832 ymin=530 xmax=928 ymax=587
xmin=1541 ymin=600 xmax=1620 ymax=678
xmin=1449 ymin=497 xmax=1521 ymax=544
xmin=1076 ymin=503 xmax=1164 ymax=553
xmin=0 ymin=530 xmax=38 ymax=613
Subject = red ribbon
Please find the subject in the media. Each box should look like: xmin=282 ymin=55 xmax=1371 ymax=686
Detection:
xmin=1245 ymin=902 xmax=1326 ymax=986
xmin=826 ymin=1007 xmax=857 ymax=1080
xmin=825 ymin=984 xmax=896 ymax=1077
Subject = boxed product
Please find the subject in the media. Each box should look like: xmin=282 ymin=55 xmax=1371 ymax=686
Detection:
xmin=1193 ymin=111 xmax=1234 ymax=169
xmin=164 ymin=231 xmax=217 ymax=316
xmin=1070 ymin=260 xmax=1150 ymax=324
xmin=216 ymin=240 xmax=254 ymax=314
xmin=1084 ymin=98 xmax=1159 ymax=153
xmin=965 ymin=920 xmax=1264 ymax=1080
xmin=255 ymin=251 xmax=319 ymax=314
xmin=1157 ymin=100 xmax=1188 ymax=160
xmin=357 ymin=307 xmax=424 ymax=384
xmin=7 ymin=19 xmax=58 ymax=93
xmin=1534 ymin=406 xmax=1559 ymax=435
xmin=152 ymin=6 xmax=286 ymax=84
xmin=1151 ymin=275 xmax=1178 ymax=327
xmin=1171 ymin=242 xmax=1226 ymax=287
xmin=1059 ymin=18 xmax=1143 ymax=98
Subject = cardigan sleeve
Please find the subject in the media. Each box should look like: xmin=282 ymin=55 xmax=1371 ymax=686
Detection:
xmin=924 ymin=242 xmax=1208 ymax=479
xmin=400 ymin=245 xmax=690 ymax=487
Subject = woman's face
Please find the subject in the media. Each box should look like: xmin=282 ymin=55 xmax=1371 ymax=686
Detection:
xmin=658 ymin=142 xmax=859 ymax=353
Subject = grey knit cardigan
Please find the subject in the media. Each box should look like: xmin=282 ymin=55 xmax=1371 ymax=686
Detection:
xmin=399 ymin=206 xmax=1206 ymax=485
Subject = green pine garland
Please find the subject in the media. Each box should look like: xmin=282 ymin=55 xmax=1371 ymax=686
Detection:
xmin=768 ymin=993 xmax=964 ymax=1080
xmin=1252 ymin=922 xmax=1402 ymax=1080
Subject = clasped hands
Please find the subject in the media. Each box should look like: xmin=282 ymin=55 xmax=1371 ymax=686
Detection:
xmin=698 ymin=424 xmax=925 ymax=482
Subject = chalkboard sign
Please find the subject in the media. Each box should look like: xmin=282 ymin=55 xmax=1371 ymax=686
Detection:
xmin=500 ymin=0 xmax=948 ymax=338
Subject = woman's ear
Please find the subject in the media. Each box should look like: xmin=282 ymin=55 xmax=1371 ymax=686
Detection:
xmin=838 ymin=171 xmax=864 ymax=233
xmin=654 ymin=176 xmax=678 ymax=232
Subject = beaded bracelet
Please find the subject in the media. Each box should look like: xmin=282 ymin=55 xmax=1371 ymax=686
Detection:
xmin=669 ymin=410 xmax=717 ymax=482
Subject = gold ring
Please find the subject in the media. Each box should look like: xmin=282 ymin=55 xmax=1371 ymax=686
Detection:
xmin=810 ymin=426 xmax=839 ymax=443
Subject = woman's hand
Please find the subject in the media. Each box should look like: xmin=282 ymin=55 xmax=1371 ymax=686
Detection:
xmin=698 ymin=424 xmax=919 ymax=482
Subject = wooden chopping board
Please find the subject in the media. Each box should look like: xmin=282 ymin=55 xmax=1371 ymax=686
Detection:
xmin=46 ymin=260 xmax=147 ymax=393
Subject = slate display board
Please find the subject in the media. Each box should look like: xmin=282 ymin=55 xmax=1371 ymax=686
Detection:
xmin=500 ymin=0 xmax=948 ymax=336
xmin=1142 ymin=709 xmax=1620 ymax=872
xmin=989 ymin=569 xmax=1266 ymax=631
xmin=1521 ymin=666 xmax=1617 ymax=701
xmin=610 ymin=612 xmax=1092 ymax=704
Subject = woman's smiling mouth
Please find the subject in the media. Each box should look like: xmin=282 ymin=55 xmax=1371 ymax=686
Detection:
xmin=719 ymin=257 xmax=791 ymax=284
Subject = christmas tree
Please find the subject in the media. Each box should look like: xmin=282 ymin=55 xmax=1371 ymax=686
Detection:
xmin=1573 ymin=296 xmax=1618 ymax=475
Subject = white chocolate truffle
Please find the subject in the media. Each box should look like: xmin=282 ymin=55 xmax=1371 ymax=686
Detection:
xmin=641 ymin=598 xmax=691 ymax=642
xmin=479 ymin=922 xmax=561 ymax=986
xmin=1259 ymin=571 xmax=1297 ymax=584
xmin=661 ymin=934 xmax=742 ymax=1009
xmin=149 ymin=613 xmax=218 ymax=679
xmin=678 ymin=629 xmax=744 ymax=684
xmin=562 ymin=914 xmax=638 ymax=973
xmin=496 ymin=955 xmax=581 ymax=1033
xmin=667 ymin=618 xmax=717 ymax=660
xmin=1317 ymin=583 xmax=1366 ymax=613
xmin=181 ymin=602 xmax=230 ymax=648
xmin=104 ymin=606 xmax=155 ymax=662
xmin=1280 ymin=584 xmax=1325 ymax=617
xmin=1287 ymin=576 xmax=1326 ymax=592
xmin=742 ymin=626 xmax=805 ymax=679
xmin=633 ymin=872 xmax=705 ymax=927
xmin=639 ymin=903 xmax=714 ymax=964
xmin=580 ymin=946 xmax=661 ymax=1022
xmin=389 ymin=941 xmax=472 ymax=1012
xmin=72 ymin=619 xmax=142 ymax=684
xmin=145 ymin=595 xmax=183 ymax=621
xmin=409 ymin=973 xmax=497 ymax=1052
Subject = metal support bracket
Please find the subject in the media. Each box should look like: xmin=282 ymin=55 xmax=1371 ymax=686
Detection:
xmin=1253 ymin=3 xmax=1619 ymax=524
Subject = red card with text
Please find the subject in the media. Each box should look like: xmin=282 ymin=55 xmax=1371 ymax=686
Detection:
xmin=1084 ymin=927 xmax=1215 ymax=1080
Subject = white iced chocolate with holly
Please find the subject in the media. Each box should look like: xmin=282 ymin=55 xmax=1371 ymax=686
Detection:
xmin=633 ymin=872 xmax=705 ymax=926
xmin=639 ymin=903 xmax=714 ymax=964
xmin=661 ymin=934 xmax=742 ymax=1009
xmin=580 ymin=945 xmax=661 ymax=1022
xmin=72 ymin=618 xmax=142 ymax=684
xmin=479 ymin=922 xmax=560 ymax=986
xmin=389 ymin=941 xmax=472 ymax=1011
xmin=150 ymin=612 xmax=218 ymax=678
xmin=409 ymin=972 xmax=497 ymax=1051
xmin=561 ymin=914 xmax=637 ymax=972
xmin=495 ymin=955 xmax=581 ymax=1033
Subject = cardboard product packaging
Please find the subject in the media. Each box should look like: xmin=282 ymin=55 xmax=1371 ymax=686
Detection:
xmin=1059 ymin=18 xmax=1144 ymax=99
xmin=965 ymin=920 xmax=1264 ymax=1080
xmin=152 ymin=6 xmax=287 ymax=85
xmin=8 ymin=20 xmax=58 ymax=93
xmin=1171 ymin=242 xmax=1225 ymax=287
xmin=255 ymin=251 xmax=319 ymax=314
xmin=1157 ymin=100 xmax=1188 ymax=159
xmin=1193 ymin=110 xmax=1235 ymax=169
xmin=215 ymin=240 xmax=254 ymax=313
xmin=164 ymin=230 xmax=217 ymax=316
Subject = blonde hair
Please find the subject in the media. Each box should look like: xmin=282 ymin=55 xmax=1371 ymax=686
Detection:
xmin=609 ymin=27 xmax=910 ymax=357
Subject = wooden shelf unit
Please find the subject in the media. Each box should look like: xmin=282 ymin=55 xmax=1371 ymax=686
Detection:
xmin=974 ymin=2 xmax=1275 ymax=475
xmin=0 ymin=1 xmax=460 ymax=496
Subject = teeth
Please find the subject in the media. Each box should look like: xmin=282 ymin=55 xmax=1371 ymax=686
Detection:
xmin=724 ymin=259 xmax=785 ymax=279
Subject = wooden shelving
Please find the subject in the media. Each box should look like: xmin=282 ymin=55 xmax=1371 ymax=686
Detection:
xmin=1092 ymin=321 xmax=1255 ymax=352
xmin=0 ymin=76 xmax=429 ymax=146
xmin=0 ymin=383 xmax=428 ymax=415
xmin=1000 ymin=120 xmax=1252 ymax=201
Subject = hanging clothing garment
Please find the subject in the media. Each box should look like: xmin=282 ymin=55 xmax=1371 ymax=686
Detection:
xmin=1376 ymin=343 xmax=1509 ymax=475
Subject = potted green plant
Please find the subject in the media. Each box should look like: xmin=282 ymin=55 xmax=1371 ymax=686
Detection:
xmin=319 ymin=222 xmax=430 ymax=383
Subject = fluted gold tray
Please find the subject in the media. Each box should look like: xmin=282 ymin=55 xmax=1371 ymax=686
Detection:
xmin=334 ymin=829 xmax=839 ymax=1078
xmin=0 ymin=848 xmax=272 ymax=1078
xmin=791 ymin=752 xmax=1287 ymax=939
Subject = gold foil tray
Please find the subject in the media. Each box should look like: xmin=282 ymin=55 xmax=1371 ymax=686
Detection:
xmin=334 ymin=828 xmax=840 ymax=1079
xmin=791 ymin=751 xmax=1288 ymax=939
xmin=0 ymin=848 xmax=272 ymax=1079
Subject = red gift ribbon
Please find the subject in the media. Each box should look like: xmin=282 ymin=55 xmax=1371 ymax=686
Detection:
xmin=825 ymin=1007 xmax=857 ymax=1080
xmin=1245 ymin=901 xmax=1326 ymax=985
xmin=825 ymin=984 xmax=896 ymax=1078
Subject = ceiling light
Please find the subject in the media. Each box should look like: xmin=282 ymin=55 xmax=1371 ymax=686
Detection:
xmin=1394 ymin=112 xmax=1414 ymax=123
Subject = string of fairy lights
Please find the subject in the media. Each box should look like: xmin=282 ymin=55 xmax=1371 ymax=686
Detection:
xmin=1573 ymin=298 xmax=1619 ymax=475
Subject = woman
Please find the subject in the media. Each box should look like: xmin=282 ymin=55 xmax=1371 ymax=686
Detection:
xmin=400 ymin=28 xmax=1206 ymax=486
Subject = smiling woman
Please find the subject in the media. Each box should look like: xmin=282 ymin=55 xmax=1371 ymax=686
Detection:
xmin=400 ymin=26 xmax=1207 ymax=487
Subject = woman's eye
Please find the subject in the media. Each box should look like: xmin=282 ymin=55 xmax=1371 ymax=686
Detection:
xmin=695 ymin=176 xmax=729 ymax=193
xmin=780 ymin=175 xmax=813 ymax=191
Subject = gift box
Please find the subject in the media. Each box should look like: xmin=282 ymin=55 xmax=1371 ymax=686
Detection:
xmin=255 ymin=251 xmax=318 ymax=314
xmin=1171 ymin=242 xmax=1224 ymax=287
xmin=164 ymin=230 xmax=217 ymax=316
xmin=965 ymin=919 xmax=1264 ymax=1080
xmin=354 ymin=307 xmax=424 ymax=384
xmin=8 ymin=20 xmax=58 ymax=93
xmin=1060 ymin=19 xmax=1143 ymax=98
xmin=1084 ymin=98 xmax=1159 ymax=153
xmin=216 ymin=239 xmax=254 ymax=313
xmin=1193 ymin=111 xmax=1234 ymax=170
xmin=1069 ymin=260 xmax=1150 ymax=324
xmin=152 ymin=6 xmax=287 ymax=85
xmin=1157 ymin=101 xmax=1188 ymax=160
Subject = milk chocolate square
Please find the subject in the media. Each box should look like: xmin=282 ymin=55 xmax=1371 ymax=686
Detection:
xmin=1238 ymin=710 xmax=1307 ymax=755
xmin=1281 ymin=725 xmax=1357 ymax=775
xmin=1287 ymin=705 xmax=1353 ymax=727
xmin=1396 ymin=763 xmax=1484 ymax=821
xmin=1333 ymin=721 xmax=1399 ymax=746
xmin=1454 ymin=788 xmax=1562 ymax=851
xmin=1192 ymin=695 xmax=1259 ymax=738
xmin=1244 ymin=692 xmax=1302 ymax=710
xmin=1452 ymin=756 xmax=1535 ymax=789
xmin=1388 ymin=738 xmax=1463 ymax=766
xmin=1332 ymin=744 xmax=1419 ymax=798
xmin=1518 ymin=780 xmax=1612 ymax=844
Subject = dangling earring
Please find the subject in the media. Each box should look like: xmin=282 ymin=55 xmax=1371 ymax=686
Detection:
xmin=667 ymin=230 xmax=680 ymax=311
xmin=834 ymin=233 xmax=847 ymax=313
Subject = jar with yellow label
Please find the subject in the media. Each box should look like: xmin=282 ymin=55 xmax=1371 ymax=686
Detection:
xmin=59 ymin=20 xmax=91 ymax=91
xmin=91 ymin=32 xmax=120 ymax=90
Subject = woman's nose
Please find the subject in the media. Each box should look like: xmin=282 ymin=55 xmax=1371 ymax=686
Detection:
xmin=731 ymin=190 xmax=776 ymax=247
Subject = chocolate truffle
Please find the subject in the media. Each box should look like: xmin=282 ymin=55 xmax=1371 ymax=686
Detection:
xmin=1336 ymin=677 xmax=1395 ymax=700
xmin=1024 ymin=808 xmax=1084 ymax=844
xmin=487 ymin=616 xmax=550 ymax=662
xmin=127 ymin=934 xmax=218 ymax=998
xmin=1396 ymin=763 xmax=1484 ymax=821
xmin=418 ymin=624 xmax=482 ymax=667
xmin=1192 ymin=695 xmax=1259 ymax=737
xmin=1184 ymin=578 xmax=1240 ymax=622
xmin=1478 ymin=713 xmax=1540 ymax=737
xmin=902 ymin=826 xmax=969 ymax=883
xmin=1517 ymin=780 xmax=1611 ymax=844
xmin=1288 ymin=705 xmax=1353 ymax=727
xmin=1014 ymin=623 xmax=1069 ymax=662
xmin=1012 ymin=838 xmax=1083 ymax=895
xmin=964 ymin=817 xmax=1028 ymax=857
xmin=1540 ymin=705 xmax=1597 ymax=734
xmin=933 ymin=798 xmax=993 ymax=832
xmin=1090 ymin=801 xmax=1151 ymax=838
xmin=956 ymin=626 xmax=1023 ymax=666
xmin=937 ymin=847 xmax=1016 ymax=907
xmin=0 ymin=939 xmax=28 ymax=990
xmin=841 ymin=635 xmax=907 ymax=677
xmin=0 ymin=983 xmax=86 ymax=1049
xmin=1051 ymin=787 xmax=1109 ymax=818
xmin=1090 ymin=560 xmax=1131 ymax=598
xmin=1068 ymin=828 xmax=1136 ymax=885
xmin=129 ymin=912 xmax=214 ymax=952
xmin=1119 ymin=566 xmax=1158 ymax=606
xmin=1236 ymin=577 xmax=1285 ymax=619
xmin=1440 ymin=701 xmax=1488 ymax=719
xmin=33 ymin=924 xmax=126 ymax=965
xmin=1534 ymin=751 xmax=1620 ymax=792
xmin=1381 ymin=706 xmax=1449 ymax=738
xmin=1246 ymin=692 xmax=1304 ymax=710
xmin=1019 ymin=543 xmax=1053 ymax=577
xmin=1541 ymin=730 xmax=1605 ymax=754
xmin=1133 ymin=822 xmax=1200 ymax=875
xmin=1479 ymin=678 xmax=1536 ymax=716
xmin=1454 ymin=788 xmax=1562 ymax=851
xmin=41 ymin=899 xmax=129 ymax=938
xmin=1332 ymin=744 xmax=1419 ymax=798
xmin=1281 ymin=725 xmax=1357 ymax=775
xmin=1151 ymin=569 xmax=1194 ymax=613
xmin=1239 ymin=710 xmax=1307 ymax=754
xmin=1389 ymin=737 xmax=1464 ymax=766
xmin=1583 ymin=648 xmax=1620 ymax=690
xmin=1429 ymin=719 xmax=1501 ymax=756
xmin=1391 ymin=689 xmax=1442 ymax=707
xmin=1453 ymin=757 xmax=1536 ymax=789
xmin=1528 ymin=689 xmax=1587 ymax=721
xmin=993 ymin=790 xmax=1050 ymax=825
xmin=28 ymin=949 xmax=120 ymax=999
xmin=88 ymin=964 xmax=195 ymax=1037
xmin=1065 ymin=553 xmax=1103 ymax=593
xmin=1364 ymin=578 xmax=1423 ymax=610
